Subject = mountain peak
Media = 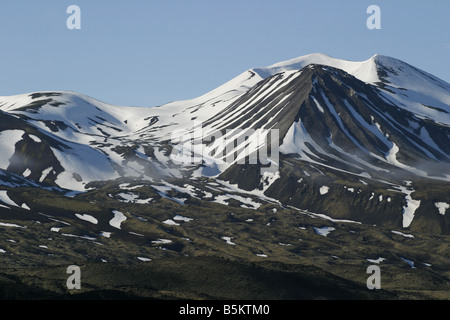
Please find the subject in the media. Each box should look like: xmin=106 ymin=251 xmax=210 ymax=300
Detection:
xmin=252 ymin=53 xmax=382 ymax=84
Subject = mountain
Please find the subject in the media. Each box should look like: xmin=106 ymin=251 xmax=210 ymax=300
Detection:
xmin=0 ymin=53 xmax=448 ymax=229
xmin=0 ymin=53 xmax=449 ymax=299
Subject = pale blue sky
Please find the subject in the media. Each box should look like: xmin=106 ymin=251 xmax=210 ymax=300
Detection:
xmin=0 ymin=0 xmax=449 ymax=107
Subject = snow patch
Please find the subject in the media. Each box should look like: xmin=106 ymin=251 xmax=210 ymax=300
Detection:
xmin=152 ymin=239 xmax=172 ymax=244
xmin=391 ymin=230 xmax=414 ymax=238
xmin=222 ymin=236 xmax=236 ymax=245
xmin=22 ymin=169 xmax=32 ymax=178
xmin=29 ymin=135 xmax=41 ymax=143
xmin=312 ymin=97 xmax=325 ymax=113
xmin=109 ymin=210 xmax=127 ymax=229
xmin=313 ymin=226 xmax=335 ymax=237
xmin=173 ymin=215 xmax=193 ymax=222
xmin=75 ymin=213 xmax=98 ymax=225
xmin=39 ymin=167 xmax=53 ymax=183
xmin=138 ymin=257 xmax=152 ymax=262
xmin=100 ymin=231 xmax=111 ymax=238
xmin=398 ymin=187 xmax=421 ymax=228
xmin=434 ymin=202 xmax=449 ymax=215
xmin=0 ymin=191 xmax=20 ymax=207
xmin=0 ymin=222 xmax=25 ymax=228
xmin=319 ymin=186 xmax=329 ymax=195
xmin=21 ymin=203 xmax=30 ymax=210
xmin=163 ymin=219 xmax=180 ymax=226
xmin=366 ymin=257 xmax=386 ymax=264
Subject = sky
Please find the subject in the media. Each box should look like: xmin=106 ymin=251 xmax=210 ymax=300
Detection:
xmin=0 ymin=0 xmax=449 ymax=107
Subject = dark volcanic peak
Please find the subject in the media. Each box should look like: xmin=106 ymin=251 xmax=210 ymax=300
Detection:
xmin=198 ymin=62 xmax=450 ymax=181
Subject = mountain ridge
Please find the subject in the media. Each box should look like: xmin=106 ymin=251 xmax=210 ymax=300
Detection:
xmin=0 ymin=53 xmax=448 ymax=233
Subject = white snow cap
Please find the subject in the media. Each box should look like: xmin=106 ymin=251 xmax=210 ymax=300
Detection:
xmin=252 ymin=53 xmax=381 ymax=84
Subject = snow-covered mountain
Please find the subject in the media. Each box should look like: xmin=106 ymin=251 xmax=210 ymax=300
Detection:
xmin=0 ymin=53 xmax=449 ymax=233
